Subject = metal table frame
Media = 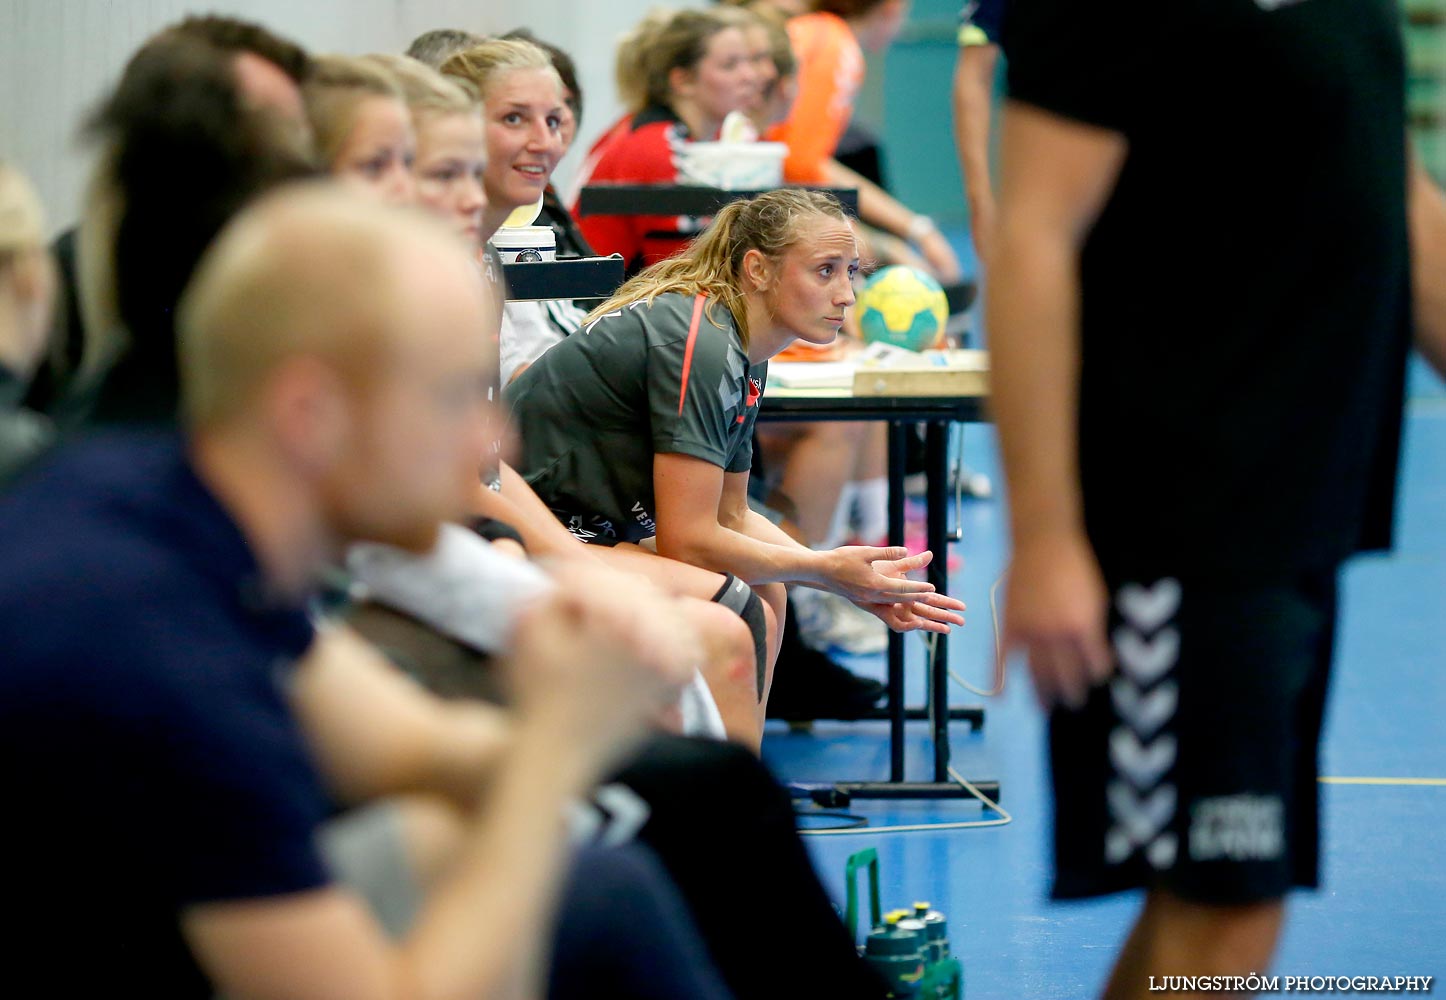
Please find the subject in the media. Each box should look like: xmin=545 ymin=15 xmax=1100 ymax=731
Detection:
xmin=759 ymin=388 xmax=999 ymax=807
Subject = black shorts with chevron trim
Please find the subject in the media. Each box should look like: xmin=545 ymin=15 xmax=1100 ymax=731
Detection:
xmin=1048 ymin=568 xmax=1339 ymax=904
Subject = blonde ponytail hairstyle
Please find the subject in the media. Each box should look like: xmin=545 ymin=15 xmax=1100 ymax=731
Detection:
xmin=584 ymin=188 xmax=851 ymax=348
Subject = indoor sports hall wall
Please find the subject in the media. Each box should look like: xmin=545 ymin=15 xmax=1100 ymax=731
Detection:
xmin=860 ymin=0 xmax=972 ymax=226
xmin=0 ymin=0 xmax=697 ymax=236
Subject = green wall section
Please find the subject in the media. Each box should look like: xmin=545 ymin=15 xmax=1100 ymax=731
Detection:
xmin=1406 ymin=2 xmax=1446 ymax=182
xmin=856 ymin=0 xmax=971 ymax=226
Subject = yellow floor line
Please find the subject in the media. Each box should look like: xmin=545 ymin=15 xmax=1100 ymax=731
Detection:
xmin=1319 ymin=776 xmax=1446 ymax=787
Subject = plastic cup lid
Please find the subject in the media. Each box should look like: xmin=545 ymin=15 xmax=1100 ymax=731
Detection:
xmin=502 ymin=196 xmax=544 ymax=229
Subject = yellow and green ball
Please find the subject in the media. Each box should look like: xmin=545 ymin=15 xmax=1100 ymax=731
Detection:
xmin=855 ymin=265 xmax=949 ymax=352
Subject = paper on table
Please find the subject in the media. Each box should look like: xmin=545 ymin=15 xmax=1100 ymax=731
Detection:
xmin=766 ymin=361 xmax=857 ymax=388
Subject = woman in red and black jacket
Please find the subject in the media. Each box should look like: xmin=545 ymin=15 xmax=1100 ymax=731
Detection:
xmin=572 ymin=7 xmax=763 ymax=276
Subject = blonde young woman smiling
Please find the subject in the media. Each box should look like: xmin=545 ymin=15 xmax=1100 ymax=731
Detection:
xmin=441 ymin=40 xmax=566 ymax=242
xmin=440 ymin=40 xmax=586 ymax=386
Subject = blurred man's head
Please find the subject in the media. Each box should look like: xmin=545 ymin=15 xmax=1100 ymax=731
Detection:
xmin=85 ymin=35 xmax=317 ymax=423
xmin=164 ymin=15 xmax=312 ymax=130
xmin=231 ymin=50 xmax=309 ymax=127
xmin=178 ymin=185 xmax=496 ymax=552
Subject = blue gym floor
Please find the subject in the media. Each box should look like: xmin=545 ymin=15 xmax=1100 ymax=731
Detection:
xmin=761 ymin=346 xmax=1446 ymax=995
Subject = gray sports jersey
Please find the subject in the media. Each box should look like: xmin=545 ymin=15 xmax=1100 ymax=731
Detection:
xmin=506 ymin=292 xmax=767 ymax=543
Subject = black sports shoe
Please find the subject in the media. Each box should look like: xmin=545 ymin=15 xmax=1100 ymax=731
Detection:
xmin=767 ymin=649 xmax=887 ymax=722
xmin=766 ymin=595 xmax=887 ymax=721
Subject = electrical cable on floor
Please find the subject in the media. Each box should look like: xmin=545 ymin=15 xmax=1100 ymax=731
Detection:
xmin=794 ymin=574 xmax=1013 ymax=835
xmin=791 ymin=571 xmax=1014 ymax=835
xmin=793 ymin=809 xmax=870 ymax=831
xmin=797 ymin=766 xmax=1011 ymax=837
xmin=928 ymin=573 xmax=1008 ymax=699
xmin=794 ymin=452 xmax=1014 ymax=837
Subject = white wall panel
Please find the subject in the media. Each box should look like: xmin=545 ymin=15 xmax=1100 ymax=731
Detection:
xmin=0 ymin=0 xmax=699 ymax=235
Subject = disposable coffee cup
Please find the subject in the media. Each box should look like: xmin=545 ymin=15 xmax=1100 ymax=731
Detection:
xmin=493 ymin=225 xmax=556 ymax=263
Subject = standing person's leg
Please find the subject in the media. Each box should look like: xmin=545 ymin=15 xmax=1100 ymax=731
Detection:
xmin=1050 ymin=568 xmax=1340 ymax=999
xmin=1103 ymin=893 xmax=1283 ymax=1000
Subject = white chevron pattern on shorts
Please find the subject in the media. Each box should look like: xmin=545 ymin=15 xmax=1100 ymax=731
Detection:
xmin=1108 ymin=780 xmax=1177 ymax=841
xmin=1146 ymin=833 xmax=1178 ymax=869
xmin=1114 ymin=627 xmax=1180 ymax=685
xmin=591 ymin=784 xmax=651 ymax=847
xmin=1105 ymin=828 xmax=1133 ymax=864
xmin=1104 ymin=578 xmax=1184 ymax=872
xmin=1109 ymin=728 xmax=1177 ymax=790
xmin=1118 ymin=578 xmax=1181 ymax=632
xmin=568 ymin=784 xmax=652 ymax=847
xmin=1111 ymin=679 xmax=1179 ymax=738
xmin=1107 ymin=830 xmax=1179 ymax=870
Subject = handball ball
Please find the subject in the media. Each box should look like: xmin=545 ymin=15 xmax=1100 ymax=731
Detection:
xmin=855 ymin=265 xmax=949 ymax=352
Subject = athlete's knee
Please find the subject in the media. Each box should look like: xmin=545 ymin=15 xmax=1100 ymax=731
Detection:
xmin=690 ymin=601 xmax=754 ymax=679
xmin=710 ymin=574 xmax=770 ymax=698
xmin=678 ymin=599 xmax=754 ymax=698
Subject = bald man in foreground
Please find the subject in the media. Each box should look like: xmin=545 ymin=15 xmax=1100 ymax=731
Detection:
xmin=0 ymin=187 xmax=720 ymax=999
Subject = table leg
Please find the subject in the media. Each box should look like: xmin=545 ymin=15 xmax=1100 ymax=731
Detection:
xmin=887 ymin=421 xmax=908 ymax=783
xmin=926 ymin=420 xmax=951 ymax=782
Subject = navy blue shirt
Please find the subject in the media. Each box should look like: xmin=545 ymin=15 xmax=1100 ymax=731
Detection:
xmin=0 ymin=363 xmax=54 ymax=483
xmin=0 ymin=432 xmax=333 ymax=996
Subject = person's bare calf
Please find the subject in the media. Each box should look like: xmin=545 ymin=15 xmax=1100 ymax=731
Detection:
xmin=1103 ymin=889 xmax=1285 ymax=1000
